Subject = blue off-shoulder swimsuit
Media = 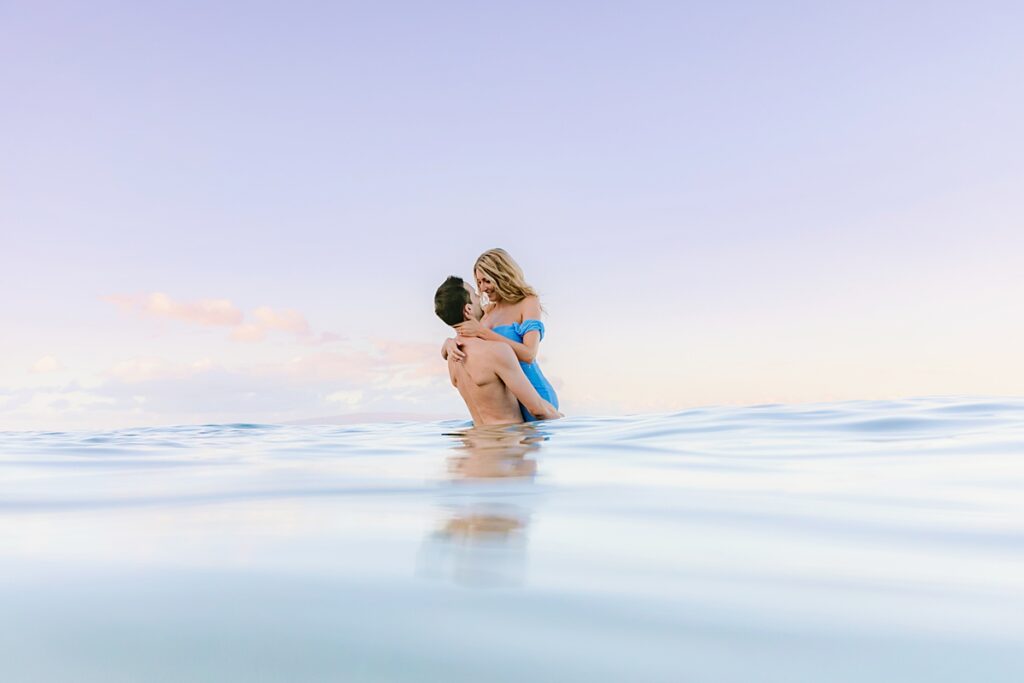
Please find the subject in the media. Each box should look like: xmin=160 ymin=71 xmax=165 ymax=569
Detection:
xmin=491 ymin=320 xmax=559 ymax=422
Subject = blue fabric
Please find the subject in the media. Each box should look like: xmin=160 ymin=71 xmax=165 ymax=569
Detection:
xmin=491 ymin=320 xmax=559 ymax=422
xmin=511 ymin=319 xmax=545 ymax=341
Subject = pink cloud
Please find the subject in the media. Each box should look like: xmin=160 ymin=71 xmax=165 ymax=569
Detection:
xmin=228 ymin=307 xmax=312 ymax=342
xmin=370 ymin=340 xmax=449 ymax=381
xmin=372 ymin=339 xmax=439 ymax=365
xmin=105 ymin=293 xmax=243 ymax=327
xmin=106 ymin=293 xmax=317 ymax=343
xmin=252 ymin=307 xmax=310 ymax=336
xmin=299 ymin=331 xmax=346 ymax=346
xmin=105 ymin=351 xmax=378 ymax=388
xmin=272 ymin=351 xmax=377 ymax=384
xmin=31 ymin=355 xmax=63 ymax=373
xmin=253 ymin=339 xmax=447 ymax=386
xmin=229 ymin=323 xmax=267 ymax=342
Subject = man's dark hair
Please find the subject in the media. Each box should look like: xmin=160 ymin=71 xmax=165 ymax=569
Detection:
xmin=434 ymin=276 xmax=470 ymax=326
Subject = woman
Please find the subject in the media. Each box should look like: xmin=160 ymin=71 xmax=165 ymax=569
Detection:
xmin=442 ymin=248 xmax=559 ymax=422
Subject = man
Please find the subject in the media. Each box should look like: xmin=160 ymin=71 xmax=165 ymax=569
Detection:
xmin=434 ymin=276 xmax=561 ymax=426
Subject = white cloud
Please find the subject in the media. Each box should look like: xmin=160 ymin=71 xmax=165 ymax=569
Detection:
xmin=326 ymin=390 xmax=364 ymax=408
xmin=107 ymin=358 xmax=214 ymax=384
xmin=30 ymin=356 xmax=63 ymax=374
xmin=24 ymin=390 xmax=116 ymax=413
xmin=1 ymin=334 xmax=461 ymax=429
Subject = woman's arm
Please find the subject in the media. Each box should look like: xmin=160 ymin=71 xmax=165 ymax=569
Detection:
xmin=493 ymin=346 xmax=561 ymax=420
xmin=502 ymin=296 xmax=543 ymax=364
xmin=497 ymin=330 xmax=539 ymax=364
xmin=441 ymin=336 xmax=466 ymax=361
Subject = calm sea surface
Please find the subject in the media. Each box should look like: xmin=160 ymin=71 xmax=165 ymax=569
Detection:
xmin=2 ymin=397 xmax=1023 ymax=682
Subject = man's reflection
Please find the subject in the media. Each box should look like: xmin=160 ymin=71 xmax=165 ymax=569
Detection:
xmin=445 ymin=423 xmax=542 ymax=479
xmin=417 ymin=424 xmax=545 ymax=587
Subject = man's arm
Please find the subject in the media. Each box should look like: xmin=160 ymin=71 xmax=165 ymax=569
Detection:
xmin=492 ymin=346 xmax=561 ymax=420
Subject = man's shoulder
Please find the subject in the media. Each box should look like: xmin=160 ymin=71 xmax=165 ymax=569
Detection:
xmin=472 ymin=338 xmax=515 ymax=358
xmin=461 ymin=339 xmax=515 ymax=373
xmin=482 ymin=342 xmax=518 ymax=370
xmin=446 ymin=354 xmax=462 ymax=385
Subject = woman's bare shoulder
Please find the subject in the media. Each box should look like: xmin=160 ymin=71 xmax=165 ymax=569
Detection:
xmin=517 ymin=296 xmax=542 ymax=319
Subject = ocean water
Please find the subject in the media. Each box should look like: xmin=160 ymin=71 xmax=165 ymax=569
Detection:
xmin=2 ymin=397 xmax=1023 ymax=682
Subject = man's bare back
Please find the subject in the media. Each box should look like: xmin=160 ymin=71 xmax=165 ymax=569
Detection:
xmin=448 ymin=338 xmax=559 ymax=426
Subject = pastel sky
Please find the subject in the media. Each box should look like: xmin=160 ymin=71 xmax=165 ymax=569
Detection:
xmin=3 ymin=1 xmax=1023 ymax=429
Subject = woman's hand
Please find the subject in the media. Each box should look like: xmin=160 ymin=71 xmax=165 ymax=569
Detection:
xmin=443 ymin=337 xmax=467 ymax=362
xmin=454 ymin=318 xmax=491 ymax=339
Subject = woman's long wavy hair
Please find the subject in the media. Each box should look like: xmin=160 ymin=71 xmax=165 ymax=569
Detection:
xmin=473 ymin=248 xmax=538 ymax=305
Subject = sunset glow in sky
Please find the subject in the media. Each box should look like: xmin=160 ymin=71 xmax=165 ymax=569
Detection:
xmin=3 ymin=1 xmax=1023 ymax=429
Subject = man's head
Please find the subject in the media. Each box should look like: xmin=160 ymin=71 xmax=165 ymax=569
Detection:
xmin=434 ymin=276 xmax=483 ymax=327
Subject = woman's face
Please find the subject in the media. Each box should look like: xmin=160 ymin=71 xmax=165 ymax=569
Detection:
xmin=475 ymin=269 xmax=498 ymax=303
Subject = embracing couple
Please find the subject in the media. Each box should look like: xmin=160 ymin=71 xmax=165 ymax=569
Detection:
xmin=434 ymin=248 xmax=562 ymax=426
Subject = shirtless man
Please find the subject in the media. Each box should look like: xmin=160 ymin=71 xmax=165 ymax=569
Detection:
xmin=434 ymin=276 xmax=561 ymax=426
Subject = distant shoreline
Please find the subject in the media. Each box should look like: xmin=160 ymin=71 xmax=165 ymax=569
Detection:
xmin=284 ymin=412 xmax=464 ymax=426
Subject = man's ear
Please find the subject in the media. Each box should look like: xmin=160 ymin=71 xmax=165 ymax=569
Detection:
xmin=463 ymin=303 xmax=473 ymax=320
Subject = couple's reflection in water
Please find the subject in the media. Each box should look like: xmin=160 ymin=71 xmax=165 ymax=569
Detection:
xmin=417 ymin=423 xmax=547 ymax=588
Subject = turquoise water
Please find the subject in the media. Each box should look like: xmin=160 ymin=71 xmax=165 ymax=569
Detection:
xmin=2 ymin=397 xmax=1023 ymax=682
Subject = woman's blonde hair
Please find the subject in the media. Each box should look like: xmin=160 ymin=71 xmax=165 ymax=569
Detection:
xmin=473 ymin=248 xmax=538 ymax=305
